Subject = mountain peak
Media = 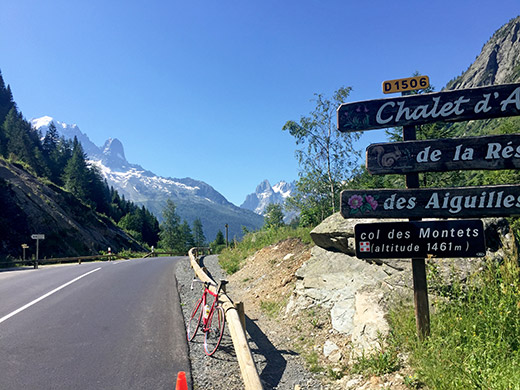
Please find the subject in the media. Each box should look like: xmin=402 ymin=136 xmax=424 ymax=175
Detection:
xmin=256 ymin=179 xmax=272 ymax=193
xmin=31 ymin=116 xmax=100 ymax=158
xmin=102 ymin=138 xmax=126 ymax=163
xmin=241 ymin=179 xmax=296 ymax=221
xmin=31 ymin=116 xmax=54 ymax=129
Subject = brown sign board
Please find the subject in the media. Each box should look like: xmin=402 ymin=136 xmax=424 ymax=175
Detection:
xmin=366 ymin=133 xmax=520 ymax=174
xmin=355 ymin=219 xmax=486 ymax=259
xmin=341 ymin=184 xmax=520 ymax=219
xmin=337 ymin=83 xmax=520 ymax=132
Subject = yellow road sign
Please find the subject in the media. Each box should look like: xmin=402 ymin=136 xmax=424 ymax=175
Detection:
xmin=382 ymin=75 xmax=429 ymax=94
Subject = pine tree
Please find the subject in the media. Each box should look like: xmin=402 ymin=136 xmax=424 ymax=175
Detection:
xmin=159 ymin=199 xmax=182 ymax=251
xmin=210 ymin=230 xmax=226 ymax=253
xmin=3 ymin=108 xmax=48 ymax=177
xmin=192 ymin=218 xmax=206 ymax=247
xmin=63 ymin=137 xmax=91 ymax=201
xmin=180 ymin=220 xmax=195 ymax=253
xmin=0 ymin=70 xmax=15 ymax=126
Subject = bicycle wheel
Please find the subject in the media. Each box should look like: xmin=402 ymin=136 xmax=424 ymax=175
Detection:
xmin=187 ymin=298 xmax=203 ymax=341
xmin=204 ymin=305 xmax=225 ymax=356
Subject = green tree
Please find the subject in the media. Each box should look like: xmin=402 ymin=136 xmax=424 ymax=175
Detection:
xmin=159 ymin=199 xmax=183 ymax=251
xmin=263 ymin=203 xmax=284 ymax=229
xmin=62 ymin=137 xmax=91 ymax=201
xmin=177 ymin=220 xmax=194 ymax=253
xmin=192 ymin=218 xmax=206 ymax=247
xmin=283 ymin=87 xmax=361 ymax=224
xmin=286 ymin=170 xmax=333 ymax=226
xmin=3 ymin=108 xmax=48 ymax=177
xmin=210 ymin=230 xmax=226 ymax=253
xmin=0 ymin=70 xmax=15 ymax=128
xmin=42 ymin=122 xmax=64 ymax=183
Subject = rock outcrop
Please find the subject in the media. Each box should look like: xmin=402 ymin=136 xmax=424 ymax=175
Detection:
xmin=447 ymin=16 xmax=520 ymax=89
xmin=289 ymin=213 xmax=512 ymax=354
xmin=0 ymin=159 xmax=143 ymax=259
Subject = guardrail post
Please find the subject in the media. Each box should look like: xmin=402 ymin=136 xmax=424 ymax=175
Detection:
xmin=236 ymin=302 xmax=246 ymax=332
xmin=33 ymin=260 xmax=38 ymax=269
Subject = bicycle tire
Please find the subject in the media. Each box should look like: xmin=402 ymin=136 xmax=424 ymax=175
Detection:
xmin=204 ymin=305 xmax=225 ymax=356
xmin=187 ymin=298 xmax=203 ymax=342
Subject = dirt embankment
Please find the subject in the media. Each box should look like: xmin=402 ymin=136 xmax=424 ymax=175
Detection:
xmin=226 ymin=238 xmax=412 ymax=390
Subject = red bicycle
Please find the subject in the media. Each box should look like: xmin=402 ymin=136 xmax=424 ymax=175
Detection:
xmin=187 ymin=279 xmax=228 ymax=356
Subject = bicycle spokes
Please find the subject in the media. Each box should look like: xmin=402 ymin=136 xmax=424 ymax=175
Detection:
xmin=187 ymin=298 xmax=203 ymax=342
xmin=204 ymin=305 xmax=225 ymax=356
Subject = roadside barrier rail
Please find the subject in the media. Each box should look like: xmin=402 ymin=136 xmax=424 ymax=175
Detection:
xmin=188 ymin=247 xmax=263 ymax=390
xmin=3 ymin=254 xmax=119 ymax=269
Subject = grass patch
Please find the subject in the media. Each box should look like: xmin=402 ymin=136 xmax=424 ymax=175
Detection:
xmin=305 ymin=351 xmax=324 ymax=373
xmin=352 ymin=348 xmax=400 ymax=376
xmin=390 ymin=254 xmax=520 ymax=389
xmin=259 ymin=299 xmax=284 ymax=319
xmin=218 ymin=226 xmax=312 ymax=274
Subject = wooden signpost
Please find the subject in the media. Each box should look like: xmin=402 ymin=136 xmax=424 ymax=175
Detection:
xmin=337 ymin=78 xmax=520 ymax=340
xmin=366 ymin=134 xmax=520 ymax=174
xmin=31 ymin=234 xmax=45 ymax=268
xmin=337 ymin=82 xmax=520 ymax=132
xmin=355 ymin=220 xmax=486 ymax=259
xmin=341 ymin=185 xmax=520 ymax=219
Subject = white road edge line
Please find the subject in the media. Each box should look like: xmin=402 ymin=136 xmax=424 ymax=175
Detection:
xmin=0 ymin=267 xmax=101 ymax=325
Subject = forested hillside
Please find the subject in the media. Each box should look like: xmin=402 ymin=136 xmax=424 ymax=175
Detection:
xmin=0 ymin=70 xmax=160 ymax=261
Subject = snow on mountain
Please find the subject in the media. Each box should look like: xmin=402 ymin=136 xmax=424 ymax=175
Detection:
xmin=241 ymin=179 xmax=297 ymax=222
xmin=31 ymin=116 xmax=102 ymax=159
xmin=31 ymin=116 xmax=264 ymax=240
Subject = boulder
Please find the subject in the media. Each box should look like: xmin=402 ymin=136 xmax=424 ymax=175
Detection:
xmin=310 ymin=213 xmax=409 ymax=271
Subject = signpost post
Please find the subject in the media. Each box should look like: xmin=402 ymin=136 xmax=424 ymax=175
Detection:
xmin=31 ymin=234 xmax=45 ymax=269
xmin=337 ymin=78 xmax=520 ymax=340
xmin=21 ymin=244 xmax=29 ymax=261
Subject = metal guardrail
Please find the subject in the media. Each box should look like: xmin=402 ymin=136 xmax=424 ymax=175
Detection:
xmin=188 ymin=247 xmax=263 ymax=390
xmin=2 ymin=254 xmax=120 ymax=269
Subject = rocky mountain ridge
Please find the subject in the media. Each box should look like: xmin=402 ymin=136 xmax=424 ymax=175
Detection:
xmin=31 ymin=117 xmax=264 ymax=241
xmin=447 ymin=16 xmax=520 ymax=89
xmin=241 ymin=179 xmax=297 ymax=222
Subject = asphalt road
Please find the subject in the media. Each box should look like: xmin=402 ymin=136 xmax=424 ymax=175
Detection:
xmin=0 ymin=257 xmax=191 ymax=390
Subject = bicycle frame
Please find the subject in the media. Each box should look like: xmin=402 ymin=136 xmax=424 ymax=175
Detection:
xmin=200 ymin=283 xmax=219 ymax=331
xmin=187 ymin=278 xmax=228 ymax=355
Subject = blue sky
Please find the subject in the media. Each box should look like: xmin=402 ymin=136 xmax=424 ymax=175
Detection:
xmin=1 ymin=1 xmax=519 ymax=206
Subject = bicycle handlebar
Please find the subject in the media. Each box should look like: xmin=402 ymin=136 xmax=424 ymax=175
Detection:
xmin=190 ymin=278 xmax=228 ymax=291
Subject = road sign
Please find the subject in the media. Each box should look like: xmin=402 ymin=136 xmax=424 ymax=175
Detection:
xmin=31 ymin=234 xmax=45 ymax=240
xmin=366 ymin=133 xmax=520 ymax=174
xmin=382 ymin=75 xmax=429 ymax=94
xmin=337 ymin=83 xmax=520 ymax=132
xmin=355 ymin=220 xmax=486 ymax=259
xmin=341 ymin=185 xmax=520 ymax=219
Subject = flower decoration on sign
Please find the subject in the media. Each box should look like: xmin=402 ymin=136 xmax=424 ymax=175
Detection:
xmin=341 ymin=104 xmax=371 ymax=130
xmin=347 ymin=194 xmax=378 ymax=215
